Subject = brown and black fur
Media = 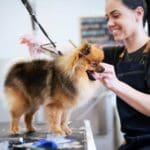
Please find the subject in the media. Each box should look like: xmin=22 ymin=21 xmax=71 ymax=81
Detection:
xmin=4 ymin=43 xmax=104 ymax=135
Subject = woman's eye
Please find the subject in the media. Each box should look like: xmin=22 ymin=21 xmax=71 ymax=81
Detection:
xmin=113 ymin=13 xmax=120 ymax=19
xmin=105 ymin=13 xmax=121 ymax=22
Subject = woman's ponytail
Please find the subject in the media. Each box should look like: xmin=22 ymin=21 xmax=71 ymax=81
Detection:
xmin=145 ymin=0 xmax=150 ymax=36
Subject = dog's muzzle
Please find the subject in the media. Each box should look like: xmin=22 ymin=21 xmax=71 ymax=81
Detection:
xmin=86 ymin=66 xmax=105 ymax=81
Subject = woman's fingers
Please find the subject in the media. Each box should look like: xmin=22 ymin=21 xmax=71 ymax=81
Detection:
xmin=94 ymin=72 xmax=112 ymax=80
xmin=99 ymin=62 xmax=114 ymax=73
xmin=93 ymin=63 xmax=118 ymax=89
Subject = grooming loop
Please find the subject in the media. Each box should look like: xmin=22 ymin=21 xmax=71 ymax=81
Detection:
xmin=21 ymin=0 xmax=63 ymax=56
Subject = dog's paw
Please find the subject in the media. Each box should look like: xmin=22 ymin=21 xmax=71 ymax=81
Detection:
xmin=62 ymin=125 xmax=72 ymax=135
xmin=50 ymin=127 xmax=66 ymax=135
xmin=10 ymin=127 xmax=20 ymax=135
xmin=27 ymin=126 xmax=36 ymax=133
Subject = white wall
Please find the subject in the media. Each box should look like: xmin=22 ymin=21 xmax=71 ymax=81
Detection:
xmin=0 ymin=0 xmax=105 ymax=59
xmin=35 ymin=0 xmax=106 ymax=45
xmin=0 ymin=0 xmax=32 ymax=59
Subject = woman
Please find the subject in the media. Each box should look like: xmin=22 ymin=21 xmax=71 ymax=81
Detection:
xmin=94 ymin=0 xmax=150 ymax=149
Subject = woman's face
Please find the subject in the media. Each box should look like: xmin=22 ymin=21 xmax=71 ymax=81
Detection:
xmin=105 ymin=0 xmax=139 ymax=41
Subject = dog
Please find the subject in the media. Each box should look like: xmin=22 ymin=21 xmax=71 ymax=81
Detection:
xmin=4 ymin=43 xmax=104 ymax=135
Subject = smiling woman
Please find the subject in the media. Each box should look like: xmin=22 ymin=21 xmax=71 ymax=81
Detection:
xmin=94 ymin=0 xmax=150 ymax=149
xmin=105 ymin=0 xmax=148 ymax=43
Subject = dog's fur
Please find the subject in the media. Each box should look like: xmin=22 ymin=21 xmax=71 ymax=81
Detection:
xmin=4 ymin=43 xmax=104 ymax=135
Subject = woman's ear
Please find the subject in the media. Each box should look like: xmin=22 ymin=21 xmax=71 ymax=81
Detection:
xmin=135 ymin=6 xmax=144 ymax=22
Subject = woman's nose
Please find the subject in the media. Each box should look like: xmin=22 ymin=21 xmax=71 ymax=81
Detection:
xmin=107 ymin=18 xmax=115 ymax=28
xmin=107 ymin=18 xmax=115 ymax=32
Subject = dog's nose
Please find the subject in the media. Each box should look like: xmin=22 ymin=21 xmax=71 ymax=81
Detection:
xmin=96 ymin=66 xmax=105 ymax=73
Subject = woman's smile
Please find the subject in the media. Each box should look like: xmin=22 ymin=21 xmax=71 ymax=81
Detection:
xmin=111 ymin=28 xmax=121 ymax=35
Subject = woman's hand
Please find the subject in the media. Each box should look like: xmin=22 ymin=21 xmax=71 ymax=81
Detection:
xmin=94 ymin=62 xmax=120 ymax=91
xmin=94 ymin=63 xmax=150 ymax=116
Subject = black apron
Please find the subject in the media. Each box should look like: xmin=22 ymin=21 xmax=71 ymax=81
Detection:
xmin=116 ymin=50 xmax=150 ymax=150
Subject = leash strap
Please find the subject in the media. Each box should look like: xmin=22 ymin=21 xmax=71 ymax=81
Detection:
xmin=21 ymin=0 xmax=63 ymax=55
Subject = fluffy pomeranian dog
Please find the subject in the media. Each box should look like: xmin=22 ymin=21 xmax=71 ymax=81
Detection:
xmin=4 ymin=43 xmax=104 ymax=135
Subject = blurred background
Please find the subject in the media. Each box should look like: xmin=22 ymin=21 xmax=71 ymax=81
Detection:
xmin=0 ymin=0 xmax=106 ymax=59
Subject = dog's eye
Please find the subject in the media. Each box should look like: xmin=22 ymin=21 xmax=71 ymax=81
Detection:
xmin=91 ymin=61 xmax=97 ymax=67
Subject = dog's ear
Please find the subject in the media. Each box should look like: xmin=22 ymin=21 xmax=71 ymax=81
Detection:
xmin=82 ymin=45 xmax=90 ymax=55
xmin=79 ymin=42 xmax=91 ymax=58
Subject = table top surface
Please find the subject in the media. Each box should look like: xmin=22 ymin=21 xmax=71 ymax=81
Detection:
xmin=0 ymin=122 xmax=88 ymax=150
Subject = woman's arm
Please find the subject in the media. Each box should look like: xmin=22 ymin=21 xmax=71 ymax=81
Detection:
xmin=94 ymin=62 xmax=150 ymax=116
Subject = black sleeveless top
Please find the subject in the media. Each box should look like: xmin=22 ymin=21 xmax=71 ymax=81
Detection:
xmin=103 ymin=44 xmax=150 ymax=94
xmin=103 ymin=43 xmax=150 ymax=148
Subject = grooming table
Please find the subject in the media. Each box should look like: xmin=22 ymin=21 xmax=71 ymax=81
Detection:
xmin=0 ymin=120 xmax=96 ymax=150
